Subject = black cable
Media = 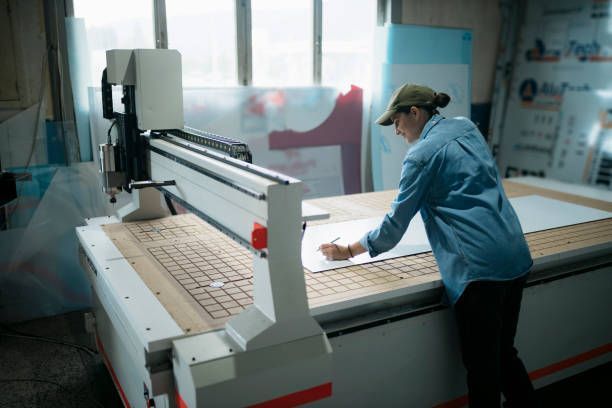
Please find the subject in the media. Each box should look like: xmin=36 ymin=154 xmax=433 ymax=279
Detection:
xmin=76 ymin=348 xmax=93 ymax=393
xmin=0 ymin=332 xmax=97 ymax=356
xmin=0 ymin=324 xmax=105 ymax=408
xmin=107 ymin=119 xmax=117 ymax=145
xmin=0 ymin=325 xmax=97 ymax=356
xmin=75 ymin=347 xmax=106 ymax=408
xmin=0 ymin=379 xmax=105 ymax=408
xmin=164 ymin=193 xmax=177 ymax=215
xmin=0 ymin=379 xmax=72 ymax=408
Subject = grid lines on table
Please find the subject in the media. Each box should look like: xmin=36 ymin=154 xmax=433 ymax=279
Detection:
xmin=139 ymin=228 xmax=439 ymax=319
xmin=304 ymin=252 xmax=439 ymax=299
xmin=525 ymin=219 xmax=612 ymax=256
xmin=148 ymin=240 xmax=253 ymax=319
xmin=143 ymin=219 xmax=612 ymax=319
xmin=116 ymin=193 xmax=611 ymax=322
xmin=125 ymin=217 xmax=201 ymax=242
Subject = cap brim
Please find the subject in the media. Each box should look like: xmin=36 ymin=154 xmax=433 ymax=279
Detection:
xmin=376 ymin=110 xmax=395 ymax=126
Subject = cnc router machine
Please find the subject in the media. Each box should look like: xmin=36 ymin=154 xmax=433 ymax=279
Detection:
xmin=77 ymin=49 xmax=612 ymax=408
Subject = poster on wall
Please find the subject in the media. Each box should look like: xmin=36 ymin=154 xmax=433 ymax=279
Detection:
xmin=549 ymin=89 xmax=612 ymax=186
xmin=370 ymin=24 xmax=472 ymax=191
xmin=495 ymin=0 xmax=612 ymax=188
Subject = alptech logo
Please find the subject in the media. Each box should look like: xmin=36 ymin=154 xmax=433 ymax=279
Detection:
xmin=519 ymin=79 xmax=591 ymax=109
xmin=565 ymin=40 xmax=611 ymax=61
xmin=526 ymin=38 xmax=611 ymax=62
xmin=525 ymin=39 xmax=561 ymax=62
xmin=519 ymin=79 xmax=538 ymax=102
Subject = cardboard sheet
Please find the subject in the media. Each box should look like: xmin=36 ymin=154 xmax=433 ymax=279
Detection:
xmin=303 ymin=195 xmax=612 ymax=273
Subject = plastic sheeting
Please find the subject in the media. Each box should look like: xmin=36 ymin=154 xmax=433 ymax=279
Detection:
xmin=65 ymin=17 xmax=93 ymax=161
xmin=0 ymin=162 xmax=114 ymax=323
xmin=88 ymin=85 xmax=364 ymax=198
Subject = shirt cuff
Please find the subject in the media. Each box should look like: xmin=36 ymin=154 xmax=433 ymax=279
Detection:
xmin=359 ymin=233 xmax=379 ymax=258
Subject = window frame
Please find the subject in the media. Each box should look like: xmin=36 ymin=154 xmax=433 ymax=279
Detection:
xmin=151 ymin=0 xmax=388 ymax=86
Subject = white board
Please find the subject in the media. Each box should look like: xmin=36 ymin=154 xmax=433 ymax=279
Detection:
xmin=302 ymin=195 xmax=612 ymax=273
xmin=510 ymin=195 xmax=612 ymax=234
xmin=302 ymin=214 xmax=430 ymax=272
xmin=377 ymin=64 xmax=470 ymax=190
xmin=302 ymin=202 xmax=330 ymax=222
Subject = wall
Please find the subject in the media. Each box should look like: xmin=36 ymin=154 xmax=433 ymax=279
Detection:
xmin=0 ymin=0 xmax=50 ymax=121
xmin=401 ymin=0 xmax=501 ymax=104
xmin=0 ymin=0 xmax=52 ymax=170
xmin=399 ymin=0 xmax=501 ymax=138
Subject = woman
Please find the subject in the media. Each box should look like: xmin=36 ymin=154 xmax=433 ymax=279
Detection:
xmin=320 ymin=84 xmax=536 ymax=407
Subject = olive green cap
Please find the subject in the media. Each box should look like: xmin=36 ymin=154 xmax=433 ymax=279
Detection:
xmin=376 ymin=84 xmax=436 ymax=126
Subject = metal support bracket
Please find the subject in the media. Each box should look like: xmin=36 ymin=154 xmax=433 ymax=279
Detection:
xmin=117 ymin=187 xmax=168 ymax=222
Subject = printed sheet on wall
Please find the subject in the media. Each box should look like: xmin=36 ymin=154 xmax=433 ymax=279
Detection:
xmin=494 ymin=0 xmax=612 ymax=189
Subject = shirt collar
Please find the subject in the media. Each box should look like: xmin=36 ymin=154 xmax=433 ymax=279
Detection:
xmin=419 ymin=114 xmax=443 ymax=141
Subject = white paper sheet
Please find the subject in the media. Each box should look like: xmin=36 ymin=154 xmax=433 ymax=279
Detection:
xmin=509 ymin=195 xmax=612 ymax=234
xmin=302 ymin=213 xmax=431 ymax=273
xmin=302 ymin=195 xmax=612 ymax=273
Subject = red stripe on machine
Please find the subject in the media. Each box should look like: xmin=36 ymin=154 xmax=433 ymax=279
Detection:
xmin=529 ymin=343 xmax=612 ymax=380
xmin=96 ymin=334 xmax=132 ymax=408
xmin=176 ymin=389 xmax=189 ymax=408
xmin=433 ymin=395 xmax=469 ymax=408
xmin=248 ymin=382 xmax=332 ymax=408
xmin=434 ymin=343 xmax=612 ymax=408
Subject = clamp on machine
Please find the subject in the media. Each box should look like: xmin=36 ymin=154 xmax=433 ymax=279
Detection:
xmin=82 ymin=49 xmax=332 ymax=407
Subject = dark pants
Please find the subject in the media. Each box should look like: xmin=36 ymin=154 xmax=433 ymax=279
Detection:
xmin=454 ymin=276 xmax=537 ymax=408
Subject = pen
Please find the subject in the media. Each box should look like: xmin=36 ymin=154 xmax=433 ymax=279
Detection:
xmin=317 ymin=237 xmax=340 ymax=251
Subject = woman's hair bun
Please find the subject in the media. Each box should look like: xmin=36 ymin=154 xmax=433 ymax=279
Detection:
xmin=433 ymin=92 xmax=451 ymax=108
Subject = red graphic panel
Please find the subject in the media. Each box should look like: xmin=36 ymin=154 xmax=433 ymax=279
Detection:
xmin=268 ymin=85 xmax=363 ymax=194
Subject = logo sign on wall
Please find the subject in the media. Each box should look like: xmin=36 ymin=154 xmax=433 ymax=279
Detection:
xmin=495 ymin=0 xmax=612 ymax=189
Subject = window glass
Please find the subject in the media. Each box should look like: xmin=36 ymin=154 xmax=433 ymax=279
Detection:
xmin=251 ymin=0 xmax=313 ymax=86
xmin=322 ymin=0 xmax=376 ymax=87
xmin=74 ymin=0 xmax=155 ymax=86
xmin=166 ymin=1 xmax=237 ymax=86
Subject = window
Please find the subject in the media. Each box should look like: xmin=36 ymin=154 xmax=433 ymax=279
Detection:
xmin=322 ymin=0 xmax=377 ymax=88
xmin=251 ymin=0 xmax=313 ymax=86
xmin=74 ymin=0 xmax=378 ymax=87
xmin=166 ymin=1 xmax=237 ymax=86
xmin=74 ymin=0 xmax=155 ymax=86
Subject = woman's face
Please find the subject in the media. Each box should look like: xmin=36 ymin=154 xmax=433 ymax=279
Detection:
xmin=391 ymin=107 xmax=429 ymax=144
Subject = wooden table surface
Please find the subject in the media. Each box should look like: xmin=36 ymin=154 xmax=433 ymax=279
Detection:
xmin=102 ymin=180 xmax=612 ymax=334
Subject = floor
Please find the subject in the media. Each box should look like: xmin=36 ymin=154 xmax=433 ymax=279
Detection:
xmin=0 ymin=311 xmax=610 ymax=408
xmin=0 ymin=312 xmax=122 ymax=408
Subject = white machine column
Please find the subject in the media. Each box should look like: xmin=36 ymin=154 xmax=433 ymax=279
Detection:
xmin=225 ymin=180 xmax=324 ymax=351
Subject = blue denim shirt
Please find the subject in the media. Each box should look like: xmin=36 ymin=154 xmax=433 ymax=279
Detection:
xmin=360 ymin=114 xmax=533 ymax=305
